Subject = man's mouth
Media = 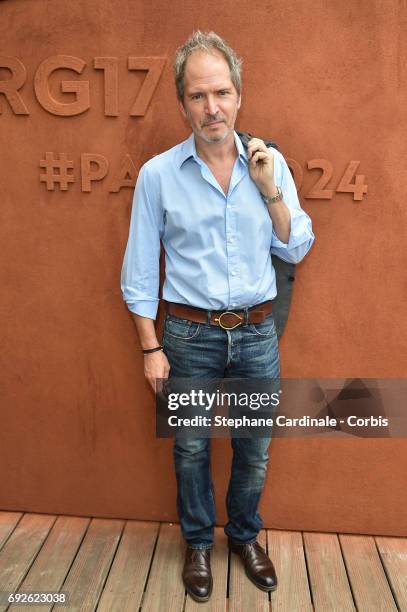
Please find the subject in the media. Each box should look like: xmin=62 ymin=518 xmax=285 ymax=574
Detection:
xmin=203 ymin=120 xmax=224 ymax=127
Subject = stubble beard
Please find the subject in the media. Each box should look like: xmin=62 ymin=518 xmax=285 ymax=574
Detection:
xmin=185 ymin=108 xmax=236 ymax=145
xmin=198 ymin=125 xmax=233 ymax=144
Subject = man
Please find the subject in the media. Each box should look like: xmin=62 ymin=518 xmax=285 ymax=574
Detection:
xmin=121 ymin=31 xmax=314 ymax=602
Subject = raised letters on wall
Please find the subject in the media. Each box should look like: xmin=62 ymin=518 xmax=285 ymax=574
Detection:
xmin=0 ymin=55 xmax=166 ymax=116
xmin=0 ymin=55 xmax=367 ymax=198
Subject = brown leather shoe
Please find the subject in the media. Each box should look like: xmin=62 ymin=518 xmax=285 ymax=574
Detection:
xmin=182 ymin=547 xmax=213 ymax=602
xmin=229 ymin=540 xmax=278 ymax=592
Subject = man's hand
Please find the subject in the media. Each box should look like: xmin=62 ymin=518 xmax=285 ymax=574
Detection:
xmin=144 ymin=350 xmax=170 ymax=392
xmin=247 ymin=138 xmax=291 ymax=244
xmin=247 ymin=138 xmax=277 ymax=198
xmin=130 ymin=313 xmax=171 ymax=392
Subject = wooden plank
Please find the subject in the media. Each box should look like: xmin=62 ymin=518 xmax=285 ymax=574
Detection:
xmin=52 ymin=517 xmax=124 ymax=612
xmin=267 ymin=530 xmax=312 ymax=611
xmin=228 ymin=530 xmax=269 ymax=612
xmin=0 ymin=513 xmax=56 ymax=612
xmin=8 ymin=515 xmax=90 ymax=612
xmin=339 ymin=534 xmax=397 ymax=611
xmin=376 ymin=536 xmax=407 ymax=611
xmin=0 ymin=512 xmax=23 ymax=550
xmin=185 ymin=528 xmax=228 ymax=612
xmin=303 ymin=532 xmax=355 ymax=611
xmin=97 ymin=520 xmax=159 ymax=612
xmin=141 ymin=522 xmax=186 ymax=612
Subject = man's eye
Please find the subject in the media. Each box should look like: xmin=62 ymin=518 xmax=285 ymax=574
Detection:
xmin=191 ymin=94 xmax=202 ymax=100
xmin=218 ymin=91 xmax=228 ymax=96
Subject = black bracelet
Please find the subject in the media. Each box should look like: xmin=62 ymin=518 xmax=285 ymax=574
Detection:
xmin=142 ymin=345 xmax=163 ymax=355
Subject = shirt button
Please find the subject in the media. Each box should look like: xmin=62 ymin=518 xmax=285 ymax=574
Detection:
xmin=231 ymin=271 xmax=237 ymax=276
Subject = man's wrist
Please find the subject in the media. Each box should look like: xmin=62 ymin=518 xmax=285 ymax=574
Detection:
xmin=261 ymin=183 xmax=279 ymax=199
xmin=140 ymin=339 xmax=161 ymax=351
xmin=261 ymin=185 xmax=283 ymax=205
xmin=143 ymin=345 xmax=163 ymax=355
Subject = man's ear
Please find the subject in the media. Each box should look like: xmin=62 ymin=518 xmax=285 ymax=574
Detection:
xmin=178 ymin=99 xmax=187 ymax=118
xmin=237 ymin=93 xmax=242 ymax=110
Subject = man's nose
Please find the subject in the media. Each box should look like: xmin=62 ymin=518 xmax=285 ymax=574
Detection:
xmin=205 ymin=95 xmax=219 ymax=116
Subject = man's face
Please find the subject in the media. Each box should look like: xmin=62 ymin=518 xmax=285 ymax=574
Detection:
xmin=179 ymin=50 xmax=241 ymax=145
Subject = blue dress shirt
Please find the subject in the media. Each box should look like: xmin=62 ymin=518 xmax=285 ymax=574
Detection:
xmin=121 ymin=131 xmax=314 ymax=319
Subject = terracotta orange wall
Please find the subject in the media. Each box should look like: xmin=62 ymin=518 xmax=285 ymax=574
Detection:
xmin=1 ymin=1 xmax=406 ymax=536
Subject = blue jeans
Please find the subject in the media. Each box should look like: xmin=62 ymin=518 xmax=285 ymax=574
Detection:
xmin=163 ymin=311 xmax=280 ymax=549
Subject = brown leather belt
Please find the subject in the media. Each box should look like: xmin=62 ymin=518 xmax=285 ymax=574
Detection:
xmin=165 ymin=300 xmax=273 ymax=330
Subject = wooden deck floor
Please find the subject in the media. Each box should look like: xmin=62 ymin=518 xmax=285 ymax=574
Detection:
xmin=0 ymin=512 xmax=406 ymax=611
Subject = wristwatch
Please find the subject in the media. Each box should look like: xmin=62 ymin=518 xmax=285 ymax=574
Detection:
xmin=261 ymin=186 xmax=283 ymax=205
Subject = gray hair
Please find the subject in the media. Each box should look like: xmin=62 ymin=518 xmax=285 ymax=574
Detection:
xmin=174 ymin=30 xmax=242 ymax=101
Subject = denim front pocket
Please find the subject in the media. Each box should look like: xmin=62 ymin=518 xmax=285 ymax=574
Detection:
xmin=246 ymin=314 xmax=276 ymax=337
xmin=164 ymin=315 xmax=201 ymax=340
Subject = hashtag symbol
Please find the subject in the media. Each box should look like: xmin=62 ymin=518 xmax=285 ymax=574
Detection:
xmin=40 ymin=152 xmax=75 ymax=191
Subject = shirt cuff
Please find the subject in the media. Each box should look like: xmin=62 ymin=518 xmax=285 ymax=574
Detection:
xmin=271 ymin=207 xmax=313 ymax=250
xmin=125 ymin=299 xmax=159 ymax=320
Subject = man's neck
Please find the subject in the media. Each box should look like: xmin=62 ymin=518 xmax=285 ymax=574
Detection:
xmin=194 ymin=131 xmax=237 ymax=166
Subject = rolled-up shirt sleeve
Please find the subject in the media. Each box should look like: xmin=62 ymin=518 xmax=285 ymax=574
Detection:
xmin=270 ymin=150 xmax=315 ymax=263
xmin=120 ymin=163 xmax=163 ymax=319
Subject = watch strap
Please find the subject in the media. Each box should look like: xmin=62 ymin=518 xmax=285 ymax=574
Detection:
xmin=262 ymin=186 xmax=283 ymax=205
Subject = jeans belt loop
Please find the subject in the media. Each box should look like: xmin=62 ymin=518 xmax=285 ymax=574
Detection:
xmin=206 ymin=309 xmax=212 ymax=325
xmin=243 ymin=308 xmax=249 ymax=325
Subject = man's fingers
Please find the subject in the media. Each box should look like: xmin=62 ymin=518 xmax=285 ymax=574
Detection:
xmin=251 ymin=151 xmax=269 ymax=165
xmin=148 ymin=376 xmax=156 ymax=392
xmin=247 ymin=138 xmax=268 ymax=158
xmin=248 ymin=137 xmax=266 ymax=147
xmin=155 ymin=377 xmax=164 ymax=393
xmin=143 ymin=351 xmax=171 ymax=395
